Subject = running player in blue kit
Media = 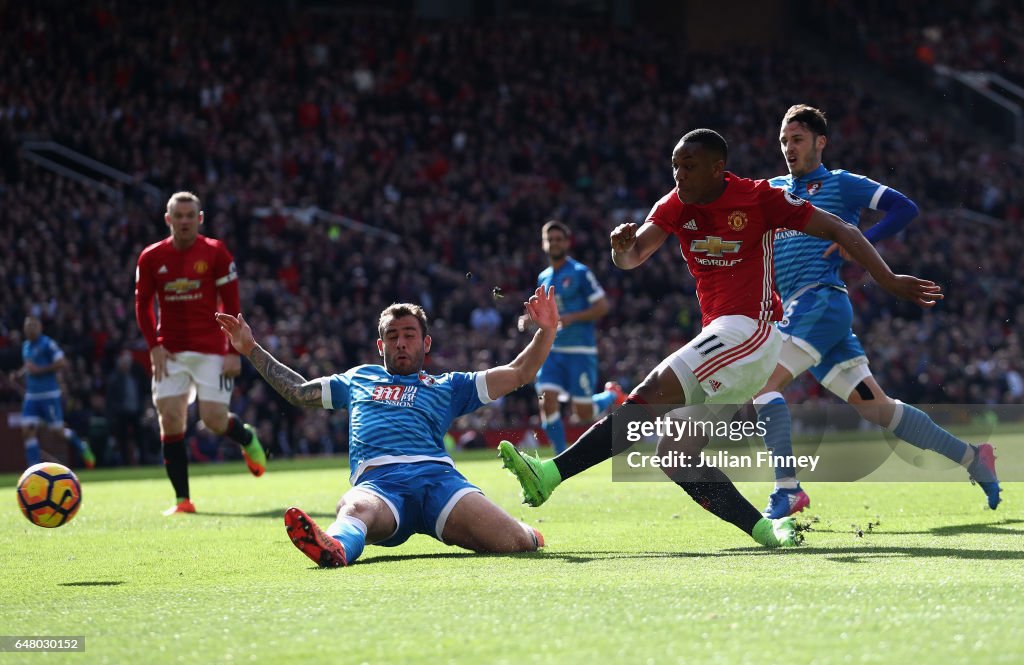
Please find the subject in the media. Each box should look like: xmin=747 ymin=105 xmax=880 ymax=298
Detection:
xmin=216 ymin=287 xmax=558 ymax=567
xmin=754 ymin=105 xmax=1000 ymax=518
xmin=18 ymin=316 xmax=96 ymax=469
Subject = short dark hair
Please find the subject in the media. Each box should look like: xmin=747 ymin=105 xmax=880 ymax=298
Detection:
xmin=679 ymin=128 xmax=728 ymax=164
xmin=541 ymin=220 xmax=570 ymax=237
xmin=782 ymin=104 xmax=828 ymax=137
xmin=378 ymin=303 xmax=429 ymax=339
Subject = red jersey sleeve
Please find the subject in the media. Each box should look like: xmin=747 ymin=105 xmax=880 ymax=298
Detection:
xmin=134 ymin=251 xmax=159 ymax=349
xmin=756 ymin=180 xmax=813 ymax=231
xmin=646 ymin=189 xmax=686 ymax=235
xmin=214 ymin=243 xmax=241 ymax=354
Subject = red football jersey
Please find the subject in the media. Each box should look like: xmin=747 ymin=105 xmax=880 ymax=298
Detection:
xmin=135 ymin=235 xmax=240 ymax=355
xmin=647 ymin=172 xmax=812 ymax=326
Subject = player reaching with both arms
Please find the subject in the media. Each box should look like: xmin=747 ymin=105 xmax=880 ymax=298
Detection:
xmin=522 ymin=220 xmax=625 ymax=454
xmin=753 ymin=104 xmax=1000 ymax=518
xmin=216 ymin=287 xmax=559 ymax=567
xmin=135 ymin=192 xmax=267 ymax=516
xmin=499 ymin=129 xmax=942 ymax=548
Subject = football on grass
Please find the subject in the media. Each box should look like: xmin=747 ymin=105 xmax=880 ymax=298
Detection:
xmin=16 ymin=462 xmax=82 ymax=528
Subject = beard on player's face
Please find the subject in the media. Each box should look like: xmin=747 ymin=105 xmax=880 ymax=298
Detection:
xmin=380 ymin=333 xmax=427 ymax=375
xmin=384 ymin=346 xmax=423 ymax=374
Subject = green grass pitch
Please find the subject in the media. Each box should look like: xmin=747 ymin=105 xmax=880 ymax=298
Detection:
xmin=2 ymin=438 xmax=1023 ymax=665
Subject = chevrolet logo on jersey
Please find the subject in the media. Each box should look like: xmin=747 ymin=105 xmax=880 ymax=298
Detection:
xmin=164 ymin=278 xmax=201 ymax=294
xmin=690 ymin=236 xmax=742 ymax=257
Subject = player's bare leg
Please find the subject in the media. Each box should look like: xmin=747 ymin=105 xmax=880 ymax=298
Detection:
xmin=440 ymin=492 xmax=542 ymax=553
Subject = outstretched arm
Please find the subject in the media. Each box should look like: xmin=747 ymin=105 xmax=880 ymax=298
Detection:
xmin=215 ymin=312 xmax=323 ymax=407
xmin=803 ymin=207 xmax=942 ymax=307
xmin=485 ymin=286 xmax=559 ymax=400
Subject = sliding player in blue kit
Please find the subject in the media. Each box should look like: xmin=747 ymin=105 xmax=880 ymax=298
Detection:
xmin=754 ymin=105 xmax=1000 ymax=518
xmin=216 ymin=287 xmax=558 ymax=567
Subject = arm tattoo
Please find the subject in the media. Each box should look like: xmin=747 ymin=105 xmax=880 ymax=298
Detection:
xmin=247 ymin=345 xmax=322 ymax=408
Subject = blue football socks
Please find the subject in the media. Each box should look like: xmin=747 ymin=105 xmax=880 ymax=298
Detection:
xmin=542 ymin=411 xmax=567 ymax=454
xmin=592 ymin=389 xmax=615 ymax=416
xmin=754 ymin=392 xmax=798 ymax=487
xmin=25 ymin=437 xmax=41 ymax=466
xmin=889 ymin=402 xmax=969 ymax=463
xmin=326 ymin=516 xmax=367 ymax=564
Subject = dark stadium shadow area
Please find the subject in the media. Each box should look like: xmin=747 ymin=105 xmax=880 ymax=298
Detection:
xmin=59 ymin=581 xmax=125 ymax=587
xmin=188 ymin=509 xmax=336 ymax=520
xmin=720 ymin=545 xmax=1024 ymax=563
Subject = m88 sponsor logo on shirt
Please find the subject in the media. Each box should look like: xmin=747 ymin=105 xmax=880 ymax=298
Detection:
xmin=372 ymin=384 xmax=419 ymax=407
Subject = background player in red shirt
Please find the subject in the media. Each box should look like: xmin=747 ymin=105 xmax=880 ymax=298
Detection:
xmin=500 ymin=129 xmax=941 ymax=548
xmin=135 ymin=191 xmax=267 ymax=515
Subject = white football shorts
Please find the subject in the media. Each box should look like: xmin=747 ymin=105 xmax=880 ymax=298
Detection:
xmin=152 ymin=351 xmax=233 ymax=405
xmin=657 ymin=315 xmax=782 ymax=405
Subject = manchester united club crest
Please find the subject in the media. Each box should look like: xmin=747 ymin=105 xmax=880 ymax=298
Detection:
xmin=805 ymin=182 xmax=822 ymax=196
xmin=727 ymin=211 xmax=748 ymax=232
xmin=193 ymin=260 xmax=209 ymax=274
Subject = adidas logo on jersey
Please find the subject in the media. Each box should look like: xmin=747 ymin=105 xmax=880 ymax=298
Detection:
xmin=682 ymin=219 xmax=698 ymax=231
xmin=158 ymin=265 xmax=169 ymax=274
xmin=708 ymin=379 xmax=722 ymax=392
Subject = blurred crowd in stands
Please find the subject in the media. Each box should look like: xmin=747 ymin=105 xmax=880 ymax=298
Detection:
xmin=807 ymin=0 xmax=1023 ymax=83
xmin=1 ymin=2 xmax=1021 ymax=465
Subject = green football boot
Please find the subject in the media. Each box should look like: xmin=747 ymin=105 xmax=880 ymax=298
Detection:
xmin=751 ymin=516 xmax=802 ymax=548
xmin=497 ymin=440 xmax=561 ymax=507
xmin=241 ymin=424 xmax=267 ymax=477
